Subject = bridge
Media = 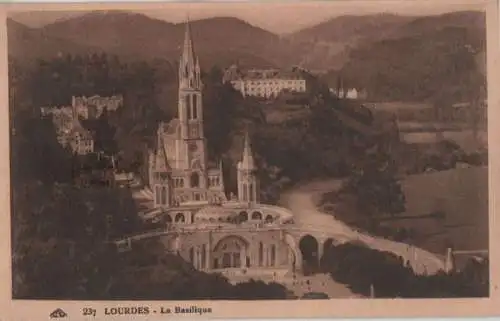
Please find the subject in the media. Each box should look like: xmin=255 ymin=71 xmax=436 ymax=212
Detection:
xmin=113 ymin=220 xmax=445 ymax=276
xmin=122 ymin=177 xmax=448 ymax=278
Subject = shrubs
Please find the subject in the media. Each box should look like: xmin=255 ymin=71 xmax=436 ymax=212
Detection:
xmin=322 ymin=242 xmax=489 ymax=298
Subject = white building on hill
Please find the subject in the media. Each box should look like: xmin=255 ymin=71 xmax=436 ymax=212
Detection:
xmin=223 ymin=65 xmax=306 ymax=99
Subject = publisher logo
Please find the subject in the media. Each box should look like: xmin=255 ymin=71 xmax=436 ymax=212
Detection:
xmin=50 ymin=308 xmax=68 ymax=318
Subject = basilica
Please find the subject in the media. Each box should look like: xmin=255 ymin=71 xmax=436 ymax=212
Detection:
xmin=146 ymin=20 xmax=258 ymax=209
xmin=139 ymin=21 xmax=301 ymax=277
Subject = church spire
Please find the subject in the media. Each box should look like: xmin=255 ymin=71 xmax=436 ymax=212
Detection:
xmin=179 ymin=17 xmax=201 ymax=90
xmin=182 ymin=17 xmax=196 ymax=66
xmin=241 ymin=131 xmax=255 ymax=170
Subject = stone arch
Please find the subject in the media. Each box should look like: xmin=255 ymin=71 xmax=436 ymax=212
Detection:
xmin=238 ymin=211 xmax=248 ymax=222
xmin=299 ymin=234 xmax=319 ymax=274
xmin=284 ymin=233 xmax=301 ymax=272
xmin=321 ymin=238 xmax=336 ymax=270
xmin=190 ymin=172 xmax=200 ymax=188
xmin=212 ymin=235 xmax=250 ymax=269
xmin=265 ymin=214 xmax=273 ymax=222
xmin=175 ymin=212 xmax=185 ymax=223
xmin=191 ymin=159 xmax=201 ymax=170
xmin=251 ymin=211 xmax=263 ymax=220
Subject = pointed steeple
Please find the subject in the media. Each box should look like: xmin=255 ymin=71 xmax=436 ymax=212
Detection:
xmin=241 ymin=130 xmax=255 ymax=170
xmin=182 ymin=16 xmax=196 ymax=66
xmin=179 ymin=17 xmax=200 ymax=90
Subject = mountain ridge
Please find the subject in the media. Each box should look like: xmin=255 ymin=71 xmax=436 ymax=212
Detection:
xmin=8 ymin=10 xmax=487 ymax=103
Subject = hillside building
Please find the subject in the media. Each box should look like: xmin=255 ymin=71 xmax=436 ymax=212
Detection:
xmin=72 ymin=95 xmax=123 ymax=119
xmin=41 ymin=104 xmax=95 ymax=155
xmin=330 ymin=87 xmax=367 ymax=100
xmin=40 ymin=94 xmax=123 ymax=155
xmin=223 ymin=65 xmax=306 ymax=99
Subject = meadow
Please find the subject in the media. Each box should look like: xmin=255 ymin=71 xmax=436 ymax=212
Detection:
xmin=323 ymin=167 xmax=488 ymax=257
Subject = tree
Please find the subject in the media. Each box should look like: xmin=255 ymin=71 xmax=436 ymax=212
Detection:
xmin=341 ymin=143 xmax=406 ymax=222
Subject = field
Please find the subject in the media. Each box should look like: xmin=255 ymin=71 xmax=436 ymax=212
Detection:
xmin=400 ymin=130 xmax=487 ymax=153
xmin=324 ymin=167 xmax=488 ymax=256
xmin=262 ymin=102 xmax=310 ymax=124
xmin=393 ymin=167 xmax=488 ymax=254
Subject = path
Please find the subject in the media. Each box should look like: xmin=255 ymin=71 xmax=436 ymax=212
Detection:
xmin=280 ymin=179 xmax=446 ymax=275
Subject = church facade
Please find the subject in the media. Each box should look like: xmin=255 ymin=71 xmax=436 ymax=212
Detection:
xmin=146 ymin=21 xmax=262 ymax=210
xmin=147 ymin=21 xmax=227 ymax=208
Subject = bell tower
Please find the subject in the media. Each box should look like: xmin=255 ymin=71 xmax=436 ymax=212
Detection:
xmin=177 ymin=19 xmax=207 ymax=182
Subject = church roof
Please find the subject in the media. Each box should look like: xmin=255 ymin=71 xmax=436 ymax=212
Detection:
xmin=153 ymin=136 xmax=172 ymax=172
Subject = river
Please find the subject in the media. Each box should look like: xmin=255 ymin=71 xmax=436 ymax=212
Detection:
xmin=279 ymin=179 xmax=446 ymax=275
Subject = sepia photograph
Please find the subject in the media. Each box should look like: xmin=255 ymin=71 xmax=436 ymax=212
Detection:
xmin=4 ymin=0 xmax=496 ymax=316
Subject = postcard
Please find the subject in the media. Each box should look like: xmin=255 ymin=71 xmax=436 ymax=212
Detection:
xmin=1 ymin=0 xmax=499 ymax=320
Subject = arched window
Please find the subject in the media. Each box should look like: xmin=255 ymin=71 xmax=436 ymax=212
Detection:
xmin=175 ymin=213 xmax=185 ymax=223
xmin=192 ymin=159 xmax=201 ymax=170
xmin=251 ymin=211 xmax=262 ymax=220
xmin=238 ymin=211 xmax=248 ymax=222
xmin=213 ymin=236 xmax=248 ymax=269
xmin=155 ymin=186 xmax=161 ymax=205
xmin=186 ymin=95 xmax=191 ymax=119
xmin=190 ymin=172 xmax=200 ymax=188
xmin=265 ymin=214 xmax=273 ymax=222
xmin=161 ymin=186 xmax=167 ymax=205
xmin=258 ymin=242 xmax=264 ymax=266
xmin=249 ymin=183 xmax=254 ymax=202
xmin=192 ymin=95 xmax=198 ymax=119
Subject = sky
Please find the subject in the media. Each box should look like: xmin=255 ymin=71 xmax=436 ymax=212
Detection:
xmin=7 ymin=0 xmax=487 ymax=34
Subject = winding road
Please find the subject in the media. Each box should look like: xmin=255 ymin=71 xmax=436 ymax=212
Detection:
xmin=280 ymin=179 xmax=446 ymax=275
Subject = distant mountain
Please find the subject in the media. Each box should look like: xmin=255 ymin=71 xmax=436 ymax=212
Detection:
xmin=392 ymin=11 xmax=486 ymax=39
xmin=38 ymin=11 xmax=281 ymax=68
xmin=289 ymin=13 xmax=412 ymax=44
xmin=7 ymin=18 xmax=98 ymax=63
xmin=286 ymin=11 xmax=485 ymax=73
xmin=286 ymin=13 xmax=414 ymax=71
xmin=7 ymin=9 xmax=488 ymax=104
